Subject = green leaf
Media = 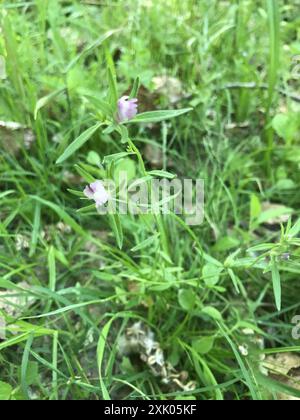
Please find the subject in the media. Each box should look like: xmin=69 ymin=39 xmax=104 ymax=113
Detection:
xmin=257 ymin=205 xmax=293 ymax=226
xmin=218 ymin=323 xmax=260 ymax=400
xmin=48 ymin=246 xmax=56 ymax=292
xmin=77 ymin=204 xmax=97 ymax=214
xmin=271 ymin=257 xmax=281 ymax=311
xmin=131 ymin=234 xmax=159 ymax=252
xmin=275 ymin=179 xmax=296 ymax=191
xmin=178 ymin=289 xmax=195 ymax=311
xmin=267 ymin=0 xmax=280 ymax=103
xmin=21 ymin=334 xmax=34 ymax=400
xmin=228 ymin=268 xmax=240 ymax=294
xmin=129 ymin=77 xmax=140 ymax=99
xmin=0 ymin=279 xmax=18 ymax=289
xmin=192 ymin=337 xmax=214 ymax=355
xmin=250 ymin=194 xmax=261 ymax=228
xmin=103 ymin=124 xmax=116 ymax=135
xmin=0 ymin=190 xmax=14 ymax=199
xmin=104 ymin=152 xmax=132 ymax=164
xmin=74 ymin=164 xmax=96 ymax=183
xmin=127 ymin=108 xmax=193 ymax=124
xmin=106 ymin=48 xmax=118 ymax=110
xmin=213 ymin=236 xmax=240 ymax=252
xmin=56 ymin=122 xmax=102 ymax=164
xmin=97 ymin=318 xmax=114 ymax=400
xmin=19 ymin=361 xmax=38 ymax=387
xmin=118 ymin=124 xmax=129 ymax=144
xmin=114 ymin=158 xmax=136 ymax=182
xmin=87 ymin=151 xmax=101 ymax=166
xmin=202 ymin=264 xmax=223 ymax=287
xmin=289 ymin=218 xmax=300 ymax=238
xmin=67 ymin=189 xmax=85 ymax=197
xmin=257 ymin=372 xmax=300 ymax=400
xmin=203 ymin=253 xmax=223 ymax=267
xmin=0 ymin=381 xmax=13 ymax=400
xmin=272 ymin=113 xmax=298 ymax=143
xmin=148 ymin=170 xmax=176 ymax=179
xmin=29 ymin=202 xmax=41 ymax=257
xmin=0 ymin=326 xmax=55 ymax=351
xmin=201 ymin=306 xmax=223 ymax=321
xmin=83 ymin=95 xmax=114 ymax=117
xmin=34 ymin=88 xmax=66 ymax=120
xmin=247 ymin=243 xmax=276 ymax=252
xmin=108 ymin=212 xmax=123 ymax=250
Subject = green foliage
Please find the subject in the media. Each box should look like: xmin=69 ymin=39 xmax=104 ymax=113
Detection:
xmin=1 ymin=0 xmax=300 ymax=402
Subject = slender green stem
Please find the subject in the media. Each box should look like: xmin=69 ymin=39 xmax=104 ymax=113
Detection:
xmin=265 ymin=0 xmax=280 ymax=177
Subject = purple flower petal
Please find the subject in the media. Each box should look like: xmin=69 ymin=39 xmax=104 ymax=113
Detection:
xmin=83 ymin=185 xmax=95 ymax=200
xmin=117 ymin=96 xmax=138 ymax=122
xmin=83 ymin=180 xmax=109 ymax=207
xmin=90 ymin=180 xmax=105 ymax=193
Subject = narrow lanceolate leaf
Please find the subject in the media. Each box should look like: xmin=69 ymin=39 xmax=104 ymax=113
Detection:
xmin=129 ymin=77 xmax=140 ymax=99
xmin=83 ymin=95 xmax=114 ymax=117
xmin=288 ymin=218 xmax=300 ymax=238
xmin=21 ymin=334 xmax=34 ymax=400
xmin=126 ymin=108 xmax=193 ymax=124
xmin=56 ymin=122 xmax=102 ymax=164
xmin=271 ymin=257 xmax=281 ymax=311
xmin=218 ymin=323 xmax=260 ymax=400
xmin=108 ymin=212 xmax=124 ymax=250
xmin=97 ymin=318 xmax=114 ymax=400
xmin=148 ymin=170 xmax=176 ymax=179
xmin=0 ymin=190 xmax=14 ymax=199
xmin=48 ymin=246 xmax=56 ymax=292
xmin=267 ymin=0 xmax=280 ymax=102
xmin=106 ymin=48 xmax=118 ymax=110
xmin=34 ymin=88 xmax=66 ymax=120
xmin=29 ymin=202 xmax=41 ymax=257
xmin=228 ymin=268 xmax=240 ymax=294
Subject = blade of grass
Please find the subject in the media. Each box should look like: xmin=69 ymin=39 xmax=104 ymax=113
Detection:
xmin=52 ymin=332 xmax=59 ymax=400
xmin=29 ymin=202 xmax=41 ymax=257
xmin=21 ymin=333 xmax=34 ymax=400
xmin=265 ymin=0 xmax=280 ymax=175
xmin=271 ymin=256 xmax=281 ymax=311
xmin=218 ymin=322 xmax=261 ymax=400
xmin=56 ymin=122 xmax=103 ymax=164
xmin=97 ymin=318 xmax=114 ymax=400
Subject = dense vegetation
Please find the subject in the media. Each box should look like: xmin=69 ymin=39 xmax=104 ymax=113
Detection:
xmin=1 ymin=0 xmax=300 ymax=400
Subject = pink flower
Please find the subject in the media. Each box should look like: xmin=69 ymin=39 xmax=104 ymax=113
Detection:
xmin=117 ymin=96 xmax=138 ymax=122
xmin=83 ymin=180 xmax=109 ymax=207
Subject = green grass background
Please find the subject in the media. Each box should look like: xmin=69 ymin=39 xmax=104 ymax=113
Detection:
xmin=1 ymin=0 xmax=300 ymax=400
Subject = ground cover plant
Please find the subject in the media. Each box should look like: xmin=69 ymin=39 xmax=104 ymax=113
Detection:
xmin=1 ymin=0 xmax=300 ymax=401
